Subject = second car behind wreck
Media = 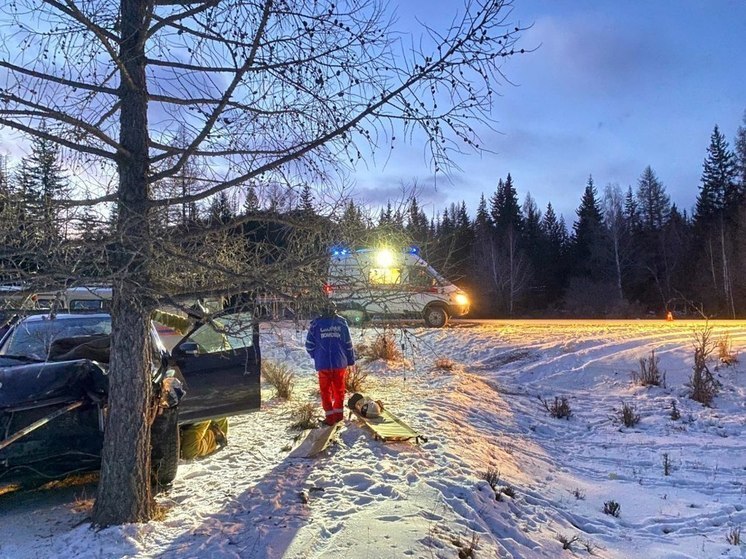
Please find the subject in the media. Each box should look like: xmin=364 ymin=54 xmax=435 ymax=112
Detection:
xmin=0 ymin=311 xmax=260 ymax=489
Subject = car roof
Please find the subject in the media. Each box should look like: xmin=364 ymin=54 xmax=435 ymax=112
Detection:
xmin=19 ymin=313 xmax=111 ymax=323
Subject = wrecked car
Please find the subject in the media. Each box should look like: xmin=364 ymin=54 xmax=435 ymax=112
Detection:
xmin=0 ymin=311 xmax=260 ymax=489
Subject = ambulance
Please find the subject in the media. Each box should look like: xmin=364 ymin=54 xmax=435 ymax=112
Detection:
xmin=326 ymin=247 xmax=470 ymax=327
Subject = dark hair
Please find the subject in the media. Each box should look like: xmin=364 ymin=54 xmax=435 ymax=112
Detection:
xmin=320 ymin=300 xmax=337 ymax=316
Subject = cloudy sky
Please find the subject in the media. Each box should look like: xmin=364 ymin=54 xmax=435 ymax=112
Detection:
xmin=352 ymin=0 xmax=746 ymax=223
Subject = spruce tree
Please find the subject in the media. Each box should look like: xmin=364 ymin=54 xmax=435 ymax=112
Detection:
xmin=207 ymin=191 xmax=235 ymax=225
xmin=491 ymin=173 xmax=523 ymax=234
xmin=27 ymin=134 xmax=69 ymax=239
xmin=692 ymin=126 xmax=738 ymax=316
xmin=406 ymin=196 xmax=429 ymax=245
xmin=734 ymin=110 xmax=746 ymax=194
xmin=243 ymin=184 xmax=260 ymax=214
xmin=571 ymin=175 xmax=606 ymax=281
xmin=299 ymin=184 xmax=315 ymax=215
xmin=636 ymin=166 xmax=670 ymax=231
xmin=694 ymin=125 xmax=738 ymax=224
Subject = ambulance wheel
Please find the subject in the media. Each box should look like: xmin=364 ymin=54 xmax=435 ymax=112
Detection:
xmin=423 ymin=305 xmax=448 ymax=328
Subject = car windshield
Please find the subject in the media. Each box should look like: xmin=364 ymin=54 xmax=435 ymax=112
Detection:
xmin=187 ymin=312 xmax=255 ymax=354
xmin=0 ymin=316 xmax=112 ymax=360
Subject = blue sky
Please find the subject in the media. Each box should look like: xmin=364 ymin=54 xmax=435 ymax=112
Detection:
xmin=351 ymin=0 xmax=746 ymax=223
xmin=1 ymin=1 xmax=743 ymax=225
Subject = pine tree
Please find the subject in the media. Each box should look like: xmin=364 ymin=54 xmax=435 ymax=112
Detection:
xmin=694 ymin=125 xmax=738 ymax=224
xmin=490 ymin=173 xmax=523 ymax=234
xmin=539 ymin=202 xmax=567 ymax=306
xmin=692 ymin=126 xmax=738 ymax=316
xmin=541 ymin=203 xmax=565 ymax=252
xmin=623 ymin=186 xmax=641 ymax=233
xmin=379 ymin=201 xmax=394 ymax=227
xmin=27 ymin=134 xmax=69 ymax=239
xmin=522 ymin=193 xmax=542 ymax=251
xmin=207 ymin=191 xmax=235 ymax=225
xmin=406 ymin=196 xmax=429 ymax=245
xmin=734 ymin=110 xmax=746 ymax=194
xmin=636 ymin=166 xmax=670 ymax=231
xmin=243 ymin=183 xmax=260 ymax=214
xmin=299 ymin=184 xmax=315 ymax=215
xmin=571 ymin=175 xmax=606 ymax=281
xmin=474 ymin=194 xmax=492 ymax=232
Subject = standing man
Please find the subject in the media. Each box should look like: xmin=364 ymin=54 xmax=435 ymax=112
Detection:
xmin=305 ymin=302 xmax=356 ymax=425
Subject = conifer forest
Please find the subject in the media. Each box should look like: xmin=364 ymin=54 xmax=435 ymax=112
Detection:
xmin=2 ymin=115 xmax=746 ymax=319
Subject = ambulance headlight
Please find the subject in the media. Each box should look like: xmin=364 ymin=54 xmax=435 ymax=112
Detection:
xmin=454 ymin=293 xmax=469 ymax=306
xmin=375 ymin=248 xmax=395 ymax=268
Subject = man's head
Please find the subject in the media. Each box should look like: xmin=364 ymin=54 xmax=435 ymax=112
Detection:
xmin=320 ymin=300 xmax=337 ymax=317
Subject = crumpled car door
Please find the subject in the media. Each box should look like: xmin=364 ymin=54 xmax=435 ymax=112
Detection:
xmin=170 ymin=311 xmax=260 ymax=424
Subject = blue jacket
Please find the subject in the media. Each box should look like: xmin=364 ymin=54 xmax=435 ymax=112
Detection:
xmin=306 ymin=314 xmax=356 ymax=371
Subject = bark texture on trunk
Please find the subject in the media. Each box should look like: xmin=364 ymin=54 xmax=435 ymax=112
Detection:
xmin=92 ymin=0 xmax=155 ymax=525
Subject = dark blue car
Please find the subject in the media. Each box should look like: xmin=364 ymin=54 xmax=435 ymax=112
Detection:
xmin=0 ymin=311 xmax=261 ymax=488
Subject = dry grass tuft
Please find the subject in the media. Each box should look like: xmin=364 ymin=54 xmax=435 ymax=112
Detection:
xmin=345 ymin=364 xmax=368 ymax=393
xmin=290 ymin=402 xmax=318 ymax=430
xmin=726 ymin=527 xmax=741 ymax=546
xmin=615 ymin=401 xmax=640 ymax=428
xmin=540 ymin=396 xmax=572 ymax=419
xmin=603 ymin=500 xmax=621 ymax=517
xmin=263 ymin=360 xmax=295 ymax=400
xmin=631 ymin=349 xmax=665 ymax=387
xmin=434 ymin=356 xmax=455 ymax=370
xmin=359 ymin=330 xmax=402 ymax=362
xmin=717 ymin=334 xmax=738 ymax=367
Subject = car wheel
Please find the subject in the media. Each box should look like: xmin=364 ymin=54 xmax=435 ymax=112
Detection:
xmin=151 ymin=406 xmax=180 ymax=488
xmin=423 ymin=306 xmax=448 ymax=328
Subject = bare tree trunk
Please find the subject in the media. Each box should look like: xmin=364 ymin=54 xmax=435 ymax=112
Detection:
xmin=708 ymin=237 xmax=718 ymax=292
xmin=720 ymin=222 xmax=735 ymax=318
xmin=612 ymin=235 xmax=623 ymax=302
xmin=507 ymin=229 xmax=515 ymax=316
xmin=92 ymin=0 xmax=155 ymax=525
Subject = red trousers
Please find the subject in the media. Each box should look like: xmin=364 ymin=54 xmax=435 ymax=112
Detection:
xmin=318 ymin=368 xmax=347 ymax=424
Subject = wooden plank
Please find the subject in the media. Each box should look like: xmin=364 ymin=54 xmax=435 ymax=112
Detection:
xmin=287 ymin=422 xmax=343 ymax=458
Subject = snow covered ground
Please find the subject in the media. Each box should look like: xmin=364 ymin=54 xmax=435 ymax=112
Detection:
xmin=2 ymin=319 xmax=746 ymax=558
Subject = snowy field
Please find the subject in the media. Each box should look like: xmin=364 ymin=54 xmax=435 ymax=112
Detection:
xmin=2 ymin=319 xmax=746 ymax=559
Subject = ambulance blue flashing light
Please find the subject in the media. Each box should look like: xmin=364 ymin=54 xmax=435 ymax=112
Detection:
xmin=330 ymin=245 xmax=351 ymax=257
xmin=330 ymin=245 xmax=418 ymax=257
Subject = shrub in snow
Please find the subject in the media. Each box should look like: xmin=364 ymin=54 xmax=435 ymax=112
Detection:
xmin=482 ymin=467 xmax=500 ymax=491
xmin=454 ymin=532 xmax=479 ymax=558
xmin=662 ymin=452 xmax=672 ymax=476
xmin=687 ymin=323 xmax=720 ymax=406
xmin=670 ymin=400 xmax=681 ymax=420
xmin=716 ymin=334 xmax=738 ymax=367
xmin=725 ymin=527 xmax=741 ymax=546
xmin=290 ymin=402 xmax=317 ymax=430
xmin=572 ymin=488 xmax=586 ymax=500
xmin=360 ymin=328 xmax=402 ymax=362
xmin=632 ymin=349 xmax=665 ymax=387
xmin=434 ymin=356 xmax=455 ymax=370
xmin=558 ymin=534 xmax=579 ymax=550
xmin=603 ymin=500 xmax=621 ymax=517
xmin=615 ymin=401 xmax=640 ymax=428
xmin=262 ymin=360 xmax=295 ymax=400
xmin=480 ymin=467 xmax=514 ymax=501
xmin=345 ymin=364 xmax=368 ymax=392
xmin=540 ymin=396 xmax=572 ymax=419
xmin=687 ymin=346 xmax=719 ymax=407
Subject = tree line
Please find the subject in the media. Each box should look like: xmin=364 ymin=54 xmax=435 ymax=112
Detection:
xmin=3 ymin=114 xmax=746 ymax=320
xmin=338 ymin=116 xmax=746 ymax=319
